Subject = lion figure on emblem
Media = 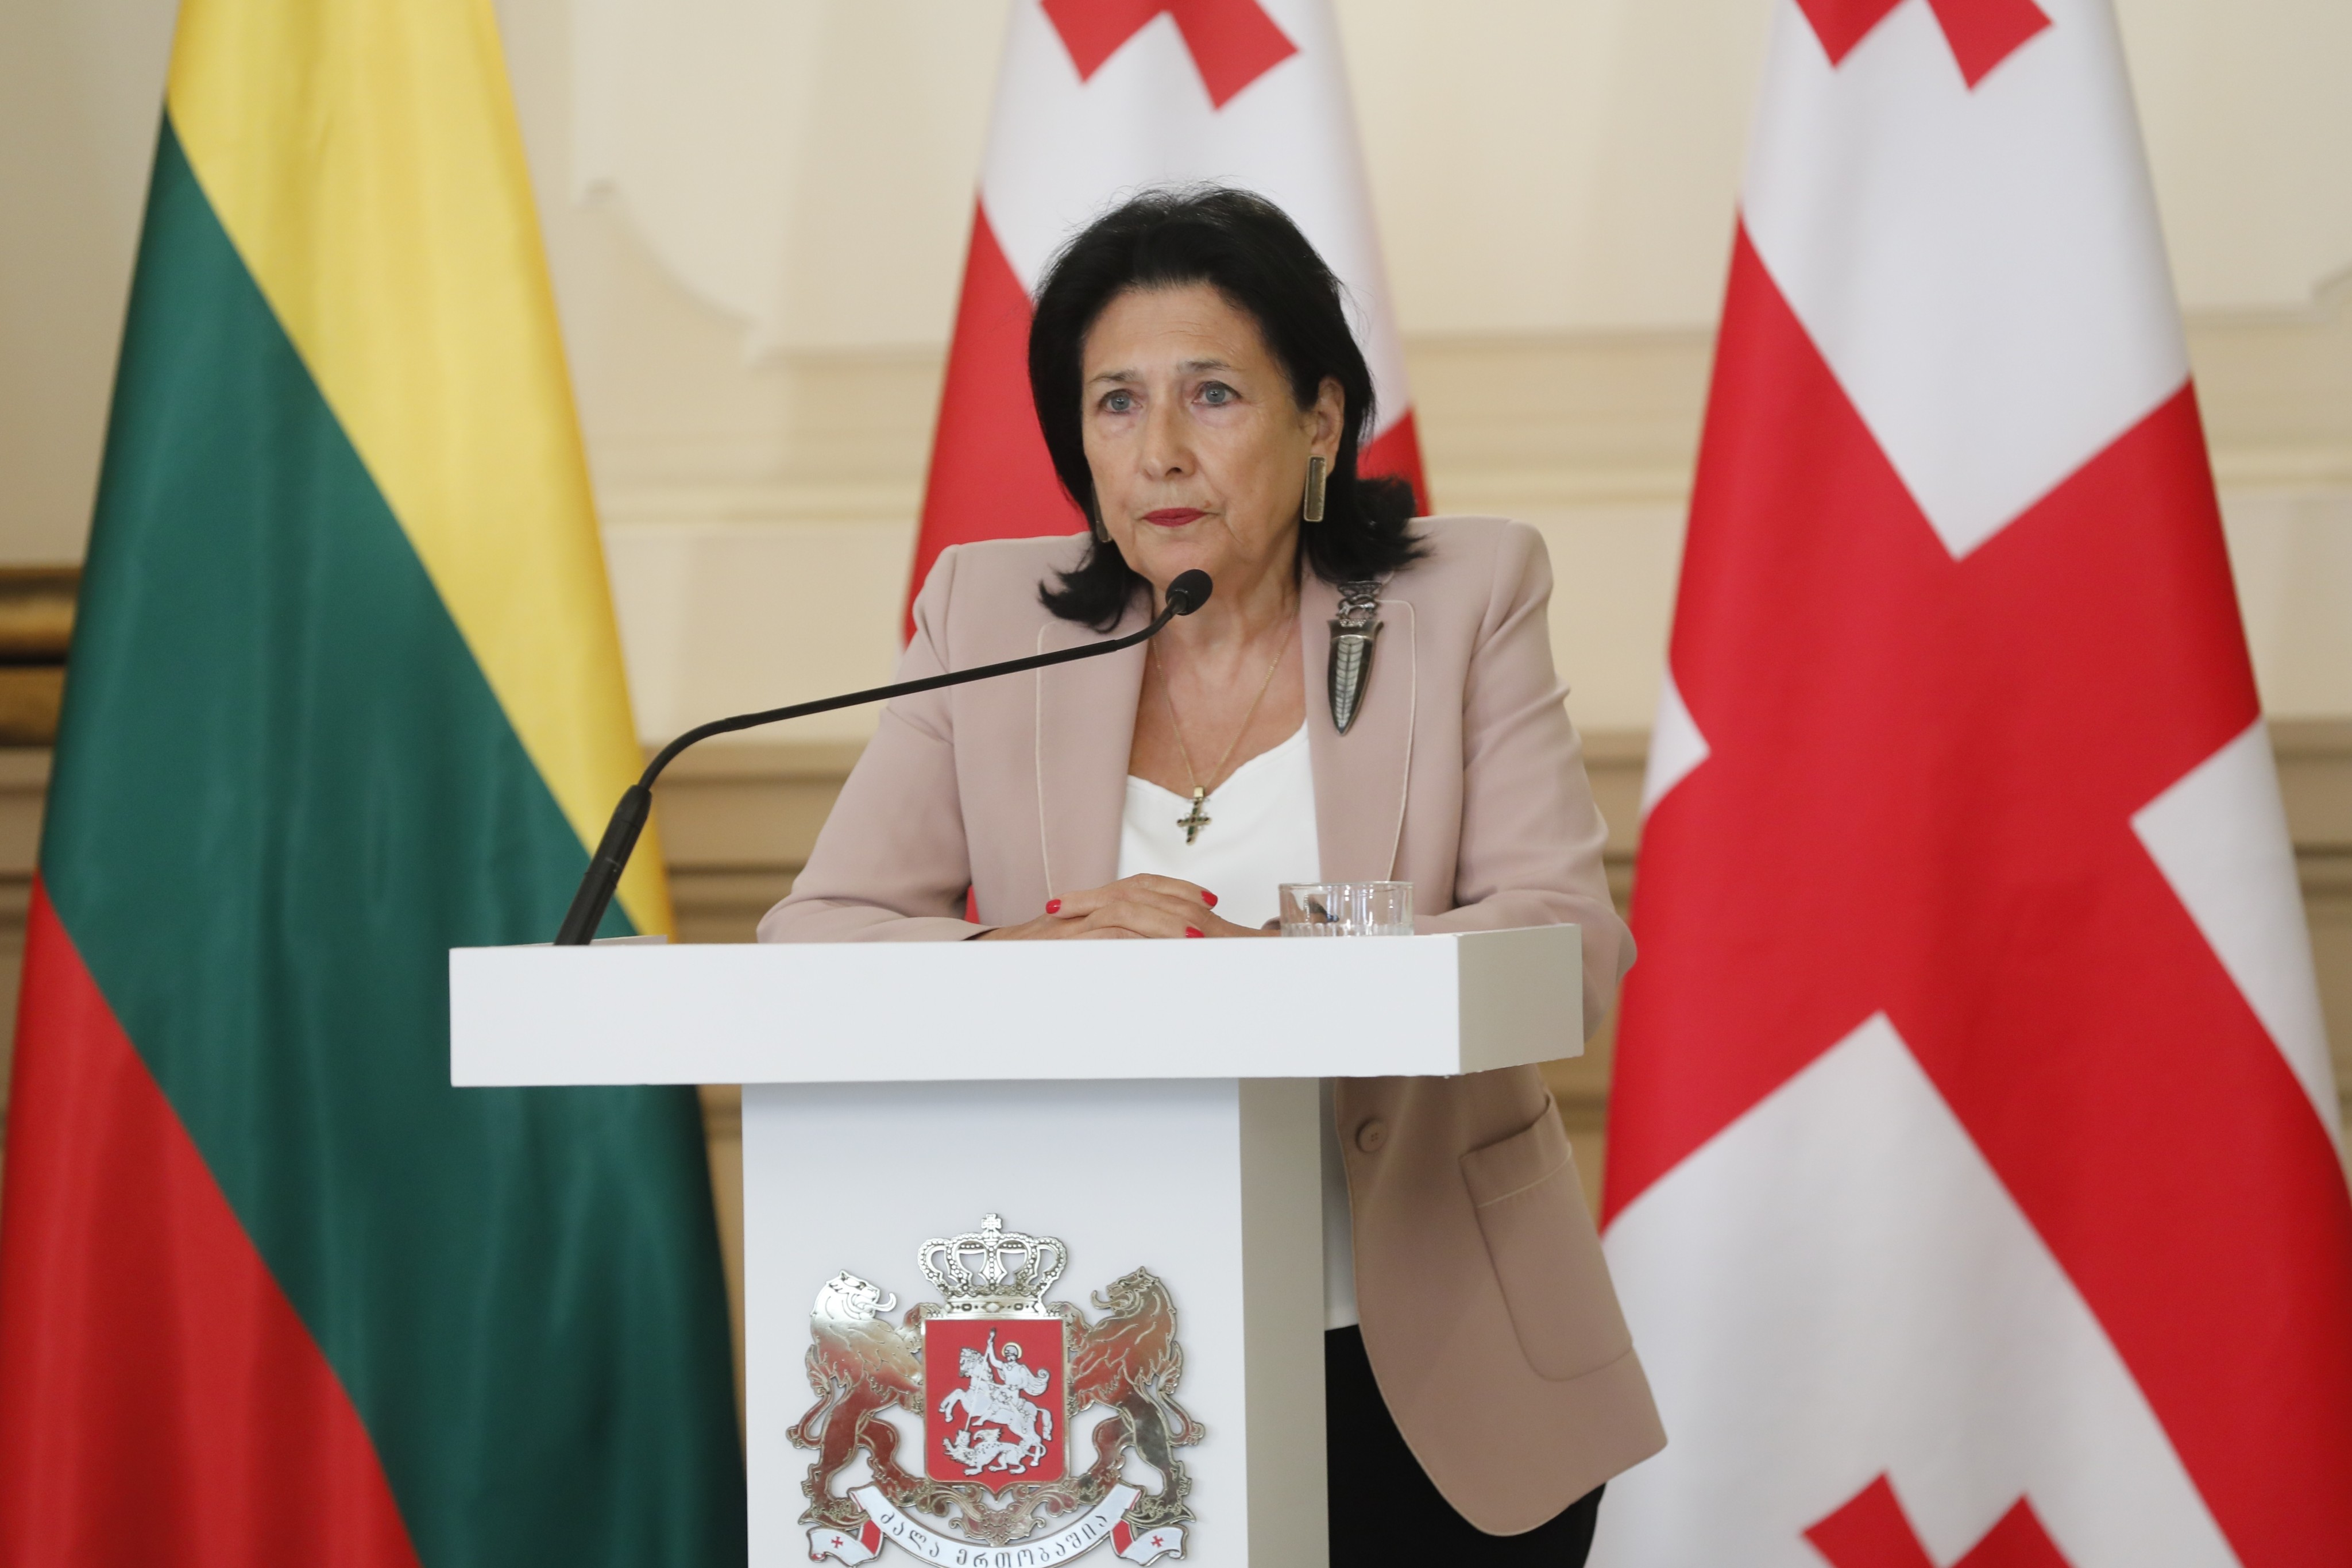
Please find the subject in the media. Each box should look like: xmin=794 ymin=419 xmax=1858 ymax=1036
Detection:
xmin=791 ymin=1272 xmax=924 ymax=1528
xmin=1067 ymin=1269 xmax=1206 ymax=1526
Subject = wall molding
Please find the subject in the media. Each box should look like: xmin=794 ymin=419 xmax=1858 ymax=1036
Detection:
xmin=590 ymin=291 xmax=2352 ymax=533
xmin=1 ymin=725 xmax=2342 ymax=1114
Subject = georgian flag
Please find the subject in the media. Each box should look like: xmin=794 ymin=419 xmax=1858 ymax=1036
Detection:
xmin=807 ymin=1518 xmax=883 ymax=1563
xmin=905 ymin=0 xmax=1427 ymax=609
xmin=1595 ymin=2 xmax=2352 ymax=1566
xmin=1113 ymin=1519 xmax=1187 ymax=1563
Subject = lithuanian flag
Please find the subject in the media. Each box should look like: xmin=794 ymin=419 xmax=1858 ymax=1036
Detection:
xmin=0 ymin=2 xmax=743 ymax=1563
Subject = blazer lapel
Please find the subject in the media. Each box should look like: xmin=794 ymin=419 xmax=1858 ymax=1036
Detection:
xmin=1033 ymin=600 xmax=1147 ymax=897
xmin=1304 ymin=573 xmax=1415 ymax=881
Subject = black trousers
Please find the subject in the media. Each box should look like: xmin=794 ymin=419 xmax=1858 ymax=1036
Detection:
xmin=1326 ymin=1326 xmax=1604 ymax=1564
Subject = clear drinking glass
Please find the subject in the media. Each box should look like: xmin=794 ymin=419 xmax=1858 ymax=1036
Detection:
xmin=1278 ymin=882 xmax=1414 ymax=937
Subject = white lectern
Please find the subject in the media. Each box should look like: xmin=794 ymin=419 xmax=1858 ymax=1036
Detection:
xmin=451 ymin=926 xmax=1581 ymax=1568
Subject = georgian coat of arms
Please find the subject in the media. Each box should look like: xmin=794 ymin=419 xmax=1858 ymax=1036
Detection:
xmin=793 ymin=1214 xmax=1203 ymax=1565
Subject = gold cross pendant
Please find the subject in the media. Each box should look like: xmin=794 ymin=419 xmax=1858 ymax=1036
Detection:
xmin=1177 ymin=787 xmax=1211 ymax=845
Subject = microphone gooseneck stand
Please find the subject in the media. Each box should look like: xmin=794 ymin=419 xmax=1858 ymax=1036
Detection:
xmin=553 ymin=569 xmax=1214 ymax=944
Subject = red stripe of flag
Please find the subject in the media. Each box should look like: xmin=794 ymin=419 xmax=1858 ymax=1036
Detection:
xmin=0 ymin=883 xmax=420 ymax=1568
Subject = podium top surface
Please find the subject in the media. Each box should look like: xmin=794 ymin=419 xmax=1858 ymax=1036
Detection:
xmin=450 ymin=925 xmax=1583 ymax=1086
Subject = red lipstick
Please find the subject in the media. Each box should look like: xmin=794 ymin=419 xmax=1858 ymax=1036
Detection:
xmin=1143 ymin=508 xmax=1205 ymax=527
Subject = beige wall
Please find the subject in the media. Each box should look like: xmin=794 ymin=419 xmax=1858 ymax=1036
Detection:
xmin=3 ymin=0 xmax=2345 ymax=1415
xmin=0 ymin=0 xmax=177 ymax=569
xmin=4 ymin=1 xmax=2349 ymax=739
xmin=524 ymin=0 xmax=2352 ymax=742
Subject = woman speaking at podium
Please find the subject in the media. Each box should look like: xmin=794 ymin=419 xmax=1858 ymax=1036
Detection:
xmin=762 ymin=189 xmax=1663 ymax=1561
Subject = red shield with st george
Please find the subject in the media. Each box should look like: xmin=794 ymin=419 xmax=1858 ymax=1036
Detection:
xmin=923 ymin=1313 xmax=1067 ymax=1490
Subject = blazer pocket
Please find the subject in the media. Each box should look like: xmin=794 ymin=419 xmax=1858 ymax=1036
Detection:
xmin=1459 ymin=1100 xmax=1632 ymax=1382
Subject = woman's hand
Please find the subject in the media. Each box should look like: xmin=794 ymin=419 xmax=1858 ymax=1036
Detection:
xmin=975 ymin=874 xmax=1272 ymax=940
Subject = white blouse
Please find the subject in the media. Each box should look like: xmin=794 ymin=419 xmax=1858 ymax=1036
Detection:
xmin=1115 ymin=724 xmax=1361 ymax=1330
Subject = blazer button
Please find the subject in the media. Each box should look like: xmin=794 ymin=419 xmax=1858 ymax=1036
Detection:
xmin=1354 ymin=1118 xmax=1388 ymax=1154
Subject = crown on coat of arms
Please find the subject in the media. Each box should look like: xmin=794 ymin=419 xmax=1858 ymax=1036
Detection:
xmin=918 ymin=1213 xmax=1067 ymax=1314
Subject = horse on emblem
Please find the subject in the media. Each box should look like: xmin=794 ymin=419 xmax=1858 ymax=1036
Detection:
xmin=938 ymin=1331 xmax=1055 ymax=1470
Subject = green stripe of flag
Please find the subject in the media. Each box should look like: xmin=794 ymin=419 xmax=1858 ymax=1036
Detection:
xmin=43 ymin=115 xmax=743 ymax=1567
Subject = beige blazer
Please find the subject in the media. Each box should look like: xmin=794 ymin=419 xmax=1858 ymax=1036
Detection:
xmin=760 ymin=515 xmax=1665 ymax=1531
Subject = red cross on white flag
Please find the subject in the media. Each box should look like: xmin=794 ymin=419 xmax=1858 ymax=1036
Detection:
xmin=904 ymin=0 xmax=1424 ymax=615
xmin=1040 ymin=0 xmax=1299 ymax=107
xmin=1596 ymin=1 xmax=2352 ymax=1566
xmin=1112 ymin=1516 xmax=1185 ymax=1563
xmin=806 ymin=1516 xmax=882 ymax=1563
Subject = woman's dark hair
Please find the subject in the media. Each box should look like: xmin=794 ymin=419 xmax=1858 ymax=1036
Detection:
xmin=1029 ymin=187 xmax=1423 ymax=629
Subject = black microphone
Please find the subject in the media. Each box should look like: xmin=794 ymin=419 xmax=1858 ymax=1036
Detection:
xmin=553 ymin=569 xmax=1214 ymax=944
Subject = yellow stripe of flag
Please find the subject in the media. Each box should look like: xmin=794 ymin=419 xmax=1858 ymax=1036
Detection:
xmin=165 ymin=0 xmax=669 ymax=936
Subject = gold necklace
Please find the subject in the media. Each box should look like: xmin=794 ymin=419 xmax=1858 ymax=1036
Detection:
xmin=1155 ymin=623 xmax=1295 ymax=845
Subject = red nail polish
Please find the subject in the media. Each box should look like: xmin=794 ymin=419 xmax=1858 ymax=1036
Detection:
xmin=1184 ymin=926 xmax=1204 ymax=939
xmin=1201 ymin=890 xmax=1218 ymax=907
xmin=1045 ymin=899 xmax=1061 ymax=914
